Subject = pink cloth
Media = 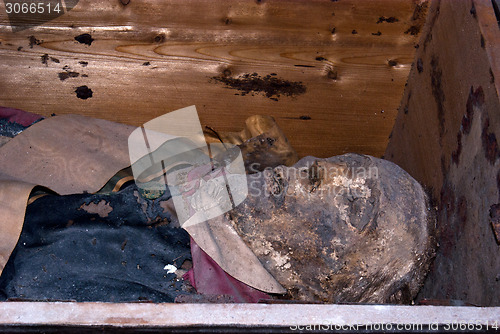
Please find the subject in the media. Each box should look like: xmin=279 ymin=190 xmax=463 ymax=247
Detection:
xmin=0 ymin=106 xmax=43 ymax=126
xmin=184 ymin=237 xmax=271 ymax=303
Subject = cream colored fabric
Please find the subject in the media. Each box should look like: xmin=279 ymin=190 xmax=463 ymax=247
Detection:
xmin=0 ymin=114 xmax=135 ymax=274
xmin=0 ymin=180 xmax=36 ymax=274
xmin=0 ymin=114 xmax=135 ymax=195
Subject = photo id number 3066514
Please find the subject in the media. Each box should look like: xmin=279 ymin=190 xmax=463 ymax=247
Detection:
xmin=5 ymin=2 xmax=62 ymax=14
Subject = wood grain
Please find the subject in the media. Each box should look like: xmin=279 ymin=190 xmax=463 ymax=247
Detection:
xmin=385 ymin=0 xmax=500 ymax=306
xmin=0 ymin=0 xmax=426 ymax=158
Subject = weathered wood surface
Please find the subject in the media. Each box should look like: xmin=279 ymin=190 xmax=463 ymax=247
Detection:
xmin=0 ymin=0 xmax=426 ymax=158
xmin=386 ymin=0 xmax=500 ymax=306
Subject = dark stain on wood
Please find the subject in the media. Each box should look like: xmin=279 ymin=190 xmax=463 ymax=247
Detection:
xmin=439 ymin=181 xmax=455 ymax=257
xmin=351 ymin=29 xmax=358 ymax=34
xmin=294 ymin=64 xmax=315 ymax=68
xmin=154 ymin=33 xmax=166 ymax=44
xmin=299 ymin=115 xmax=311 ymax=120
xmin=327 ymin=68 xmax=338 ymax=80
xmin=424 ymin=0 xmax=441 ymax=51
xmin=79 ymin=61 xmax=88 ymax=67
xmin=403 ymin=91 xmax=412 ymax=115
xmin=211 ymin=73 xmax=306 ymax=100
xmin=222 ymin=68 xmax=232 ymax=77
xmin=470 ymin=2 xmax=477 ymax=18
xmin=315 ymin=56 xmax=327 ymax=61
xmin=50 ymin=57 xmax=60 ymax=63
xmin=405 ymin=26 xmax=420 ymax=35
xmin=430 ymin=56 xmax=445 ymax=139
xmin=74 ymin=33 xmax=94 ymax=46
xmin=481 ymin=117 xmax=499 ymax=165
xmin=452 ymin=86 xmax=484 ymax=165
xmin=480 ymin=34 xmax=485 ymax=48
xmin=490 ymin=204 xmax=500 ymax=244
xmin=75 ymin=86 xmax=93 ymax=99
xmin=28 ymin=35 xmax=42 ymax=48
xmin=497 ymin=170 xmax=500 ymax=201
xmin=405 ymin=2 xmax=428 ymax=36
xmin=142 ymin=61 xmax=151 ymax=66
xmin=372 ymin=31 xmax=382 ymax=36
xmin=40 ymin=54 xmax=49 ymax=66
xmin=457 ymin=196 xmax=468 ymax=228
xmin=59 ymin=71 xmax=80 ymax=81
xmin=463 ymin=86 xmax=483 ymax=135
xmin=490 ymin=68 xmax=495 ymax=84
xmin=492 ymin=0 xmax=500 ymax=28
xmin=388 ymin=59 xmax=398 ymax=67
xmin=417 ymin=58 xmax=424 ymax=73
xmin=377 ymin=16 xmax=399 ymax=23
xmin=451 ymin=131 xmax=462 ymax=165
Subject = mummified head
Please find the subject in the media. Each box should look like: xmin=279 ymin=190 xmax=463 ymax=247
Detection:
xmin=228 ymin=153 xmax=436 ymax=304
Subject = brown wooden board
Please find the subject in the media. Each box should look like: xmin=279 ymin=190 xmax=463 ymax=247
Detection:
xmin=0 ymin=0 xmax=427 ymax=158
xmin=385 ymin=0 xmax=500 ymax=306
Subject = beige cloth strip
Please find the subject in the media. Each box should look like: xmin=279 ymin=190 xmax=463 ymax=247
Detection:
xmin=0 ymin=114 xmax=135 ymax=195
xmin=0 ymin=114 xmax=134 ymax=275
xmin=0 ymin=180 xmax=36 ymax=274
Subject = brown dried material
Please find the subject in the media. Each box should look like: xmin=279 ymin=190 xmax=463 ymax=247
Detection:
xmin=74 ymin=33 xmax=94 ymax=46
xmin=40 ymin=54 xmax=49 ymax=66
xmin=377 ymin=16 xmax=399 ymax=23
xmin=28 ymin=36 xmax=42 ymax=48
xmin=404 ymin=1 xmax=429 ymax=36
xmin=59 ymin=71 xmax=80 ymax=81
xmin=229 ymin=154 xmax=436 ymax=303
xmin=75 ymin=85 xmax=93 ymax=99
xmin=211 ymin=73 xmax=306 ymax=100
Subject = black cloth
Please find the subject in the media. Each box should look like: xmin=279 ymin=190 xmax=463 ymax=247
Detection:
xmin=0 ymin=184 xmax=193 ymax=302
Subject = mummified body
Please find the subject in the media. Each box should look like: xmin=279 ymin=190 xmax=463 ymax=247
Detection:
xmin=226 ymin=154 xmax=436 ymax=303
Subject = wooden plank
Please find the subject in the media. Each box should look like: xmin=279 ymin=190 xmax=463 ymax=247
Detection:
xmin=0 ymin=302 xmax=498 ymax=330
xmin=0 ymin=0 xmax=426 ymax=158
xmin=385 ymin=0 xmax=500 ymax=306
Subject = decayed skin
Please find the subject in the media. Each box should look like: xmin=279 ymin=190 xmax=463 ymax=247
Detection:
xmin=226 ymin=154 xmax=437 ymax=304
